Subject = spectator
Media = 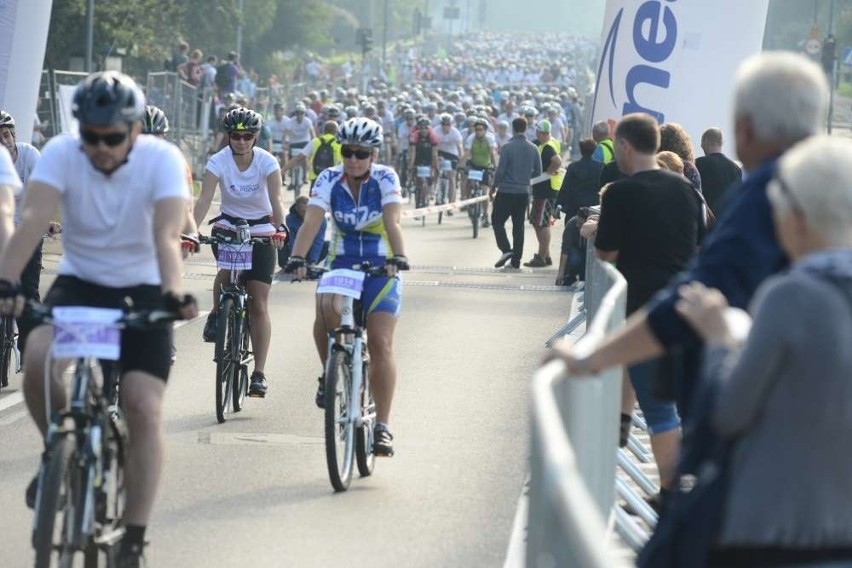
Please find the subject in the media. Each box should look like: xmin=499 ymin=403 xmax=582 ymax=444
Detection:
xmin=675 ymin=136 xmax=852 ymax=567
xmin=656 ymin=150 xmax=684 ymax=174
xmin=591 ymin=120 xmax=614 ymax=164
xmin=552 ymin=51 xmax=829 ymax=427
xmin=200 ymin=55 xmax=218 ymax=90
xmin=557 ymin=138 xmax=604 ymax=220
xmin=215 ymin=51 xmax=241 ymax=96
xmin=660 ymin=122 xmax=702 ymax=192
xmin=696 ymin=127 xmax=742 ymax=216
xmin=278 ymin=196 xmax=327 ymax=269
xmin=593 ymin=112 xmax=702 ymax=505
xmin=179 ymin=49 xmax=203 ymax=87
xmin=169 ymin=41 xmax=189 ymax=72
xmin=491 ymin=117 xmax=541 ymax=270
xmin=555 ymin=206 xmax=591 ymax=287
xmin=524 ymin=119 xmax=562 ymax=268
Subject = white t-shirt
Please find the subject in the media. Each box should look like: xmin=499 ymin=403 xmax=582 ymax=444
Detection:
xmin=285 ymin=116 xmax=314 ymax=144
xmin=13 ymin=142 xmax=40 ymax=224
xmin=268 ymin=117 xmax=288 ymax=144
xmin=206 ymin=146 xmax=279 ymax=235
xmin=0 ymin=145 xmax=22 ymax=194
xmin=436 ymin=126 xmax=463 ymax=157
xmin=30 ymin=134 xmax=190 ymax=287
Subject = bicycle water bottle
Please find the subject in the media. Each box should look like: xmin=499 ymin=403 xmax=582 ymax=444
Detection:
xmin=235 ymin=218 xmax=250 ymax=244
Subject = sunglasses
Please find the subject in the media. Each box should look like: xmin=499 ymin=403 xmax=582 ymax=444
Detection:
xmin=341 ymin=147 xmax=372 ymax=160
xmin=229 ymin=132 xmax=255 ymax=141
xmin=80 ymin=130 xmax=128 ymax=147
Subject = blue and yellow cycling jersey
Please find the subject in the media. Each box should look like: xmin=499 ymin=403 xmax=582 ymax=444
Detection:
xmin=308 ymin=163 xmax=403 ymax=269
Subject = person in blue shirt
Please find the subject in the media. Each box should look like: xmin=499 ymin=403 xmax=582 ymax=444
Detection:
xmin=287 ymin=117 xmax=408 ymax=458
xmin=278 ymin=196 xmax=327 ymax=268
xmin=551 ymin=51 xmax=829 ymax=413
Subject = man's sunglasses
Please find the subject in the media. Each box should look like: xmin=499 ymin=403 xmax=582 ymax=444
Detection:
xmin=229 ymin=132 xmax=255 ymax=141
xmin=80 ymin=130 xmax=128 ymax=147
xmin=341 ymin=147 xmax=372 ymax=160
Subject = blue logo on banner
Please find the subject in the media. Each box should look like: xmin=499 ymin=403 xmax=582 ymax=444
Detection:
xmin=591 ymin=0 xmax=679 ymax=124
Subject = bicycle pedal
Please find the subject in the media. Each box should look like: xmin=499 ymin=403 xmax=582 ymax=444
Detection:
xmin=247 ymin=392 xmax=266 ymax=398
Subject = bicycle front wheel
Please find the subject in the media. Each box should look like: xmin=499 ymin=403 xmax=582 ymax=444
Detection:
xmin=325 ymin=349 xmax=355 ymax=492
xmin=33 ymin=434 xmax=75 ymax=568
xmin=214 ymin=297 xmax=236 ymax=424
xmin=233 ymin=311 xmax=250 ymax=412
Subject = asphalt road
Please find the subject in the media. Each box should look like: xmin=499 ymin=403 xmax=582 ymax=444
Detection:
xmin=0 ymin=202 xmax=573 ymax=568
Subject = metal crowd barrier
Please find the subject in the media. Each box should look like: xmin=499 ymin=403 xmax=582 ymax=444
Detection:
xmin=527 ymin=260 xmax=627 ymax=567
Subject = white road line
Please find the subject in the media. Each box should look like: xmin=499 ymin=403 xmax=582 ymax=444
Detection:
xmin=0 ymin=391 xmax=24 ymax=413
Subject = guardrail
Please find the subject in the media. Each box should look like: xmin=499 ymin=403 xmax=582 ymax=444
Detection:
xmin=527 ymin=260 xmax=627 ymax=567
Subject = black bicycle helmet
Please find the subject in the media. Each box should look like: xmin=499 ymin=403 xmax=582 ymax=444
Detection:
xmin=72 ymin=71 xmax=145 ymax=126
xmin=337 ymin=117 xmax=383 ymax=148
xmin=0 ymin=110 xmax=15 ymax=129
xmin=222 ymin=107 xmax=262 ymax=132
xmin=140 ymin=105 xmax=169 ymax=135
xmin=416 ymin=116 xmax=430 ymax=128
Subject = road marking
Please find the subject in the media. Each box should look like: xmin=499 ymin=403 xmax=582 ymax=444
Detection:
xmin=405 ymin=280 xmax=570 ymax=292
xmin=198 ymin=431 xmax=323 ymax=446
xmin=0 ymin=391 xmax=24 ymax=412
xmin=173 ymin=311 xmax=210 ymax=330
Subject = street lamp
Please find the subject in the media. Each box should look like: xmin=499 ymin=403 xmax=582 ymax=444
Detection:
xmin=85 ymin=0 xmax=94 ymax=71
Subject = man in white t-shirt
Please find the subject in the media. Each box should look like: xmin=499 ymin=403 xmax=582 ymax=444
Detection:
xmin=0 ymin=72 xmax=197 ymax=568
xmin=0 ymin=110 xmax=59 ymax=363
xmin=267 ymin=102 xmax=288 ymax=163
xmin=284 ymin=103 xmax=315 ymax=193
xmin=436 ymin=113 xmax=464 ymax=209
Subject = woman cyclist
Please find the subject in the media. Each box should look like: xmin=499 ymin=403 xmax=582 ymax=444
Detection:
xmin=193 ymin=107 xmax=287 ymax=397
xmin=288 ymin=117 xmax=408 ymax=457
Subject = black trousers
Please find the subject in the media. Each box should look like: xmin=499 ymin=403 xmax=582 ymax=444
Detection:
xmin=491 ymin=192 xmax=528 ymax=264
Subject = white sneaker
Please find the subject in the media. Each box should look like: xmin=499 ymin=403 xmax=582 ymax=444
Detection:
xmin=494 ymin=252 xmax=513 ymax=268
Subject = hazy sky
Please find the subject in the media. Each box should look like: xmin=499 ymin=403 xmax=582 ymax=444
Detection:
xmin=432 ymin=0 xmax=606 ymax=37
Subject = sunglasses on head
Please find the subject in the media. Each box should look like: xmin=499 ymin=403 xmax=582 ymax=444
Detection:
xmin=341 ymin=147 xmax=372 ymax=160
xmin=80 ymin=130 xmax=128 ymax=147
xmin=229 ymin=132 xmax=255 ymax=141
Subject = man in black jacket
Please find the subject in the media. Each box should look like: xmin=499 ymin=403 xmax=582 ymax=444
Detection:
xmin=695 ymin=127 xmax=742 ymax=215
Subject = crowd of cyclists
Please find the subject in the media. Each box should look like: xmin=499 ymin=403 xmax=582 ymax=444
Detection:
xmin=0 ymin=31 xmax=597 ymax=565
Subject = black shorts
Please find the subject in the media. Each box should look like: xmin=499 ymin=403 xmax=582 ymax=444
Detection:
xmin=437 ymin=150 xmax=459 ymax=170
xmin=44 ymin=276 xmax=173 ymax=382
xmin=210 ymin=227 xmax=276 ymax=285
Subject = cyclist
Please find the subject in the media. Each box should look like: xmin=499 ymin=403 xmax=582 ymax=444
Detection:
xmin=436 ymin=113 xmax=464 ymax=213
xmin=281 ymin=120 xmax=342 ymax=192
xmin=395 ymin=108 xmax=417 ymax=192
xmin=0 ymin=71 xmax=197 ymax=567
xmin=0 ymin=144 xmax=19 ymax=249
xmin=284 ymin=102 xmax=315 ymax=194
xmin=267 ymin=103 xmax=288 ymax=163
xmin=287 ymin=117 xmax=408 ymax=457
xmin=0 ymin=110 xmax=58 ymax=361
xmin=407 ymin=116 xmax=439 ymax=212
xmin=462 ymin=116 xmax=498 ymax=227
xmin=193 ymin=107 xmax=288 ymax=397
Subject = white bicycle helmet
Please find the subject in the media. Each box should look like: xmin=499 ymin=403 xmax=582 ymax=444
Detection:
xmin=0 ymin=110 xmax=15 ymax=129
xmin=337 ymin=117 xmax=383 ymax=148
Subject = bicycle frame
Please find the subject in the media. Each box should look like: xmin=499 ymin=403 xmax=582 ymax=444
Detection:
xmin=328 ymin=297 xmax=375 ymax=435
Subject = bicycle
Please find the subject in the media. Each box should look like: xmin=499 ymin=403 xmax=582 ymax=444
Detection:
xmin=436 ymin=158 xmax=456 ymax=225
xmin=312 ymin=262 xmax=406 ymax=492
xmin=200 ymin=230 xmax=272 ymax=424
xmin=288 ymin=145 xmax=306 ymax=197
xmin=412 ymin=166 xmax=433 ymax=227
xmin=0 ymin=315 xmax=19 ymax=388
xmin=29 ymin=301 xmax=181 ymax=568
xmin=463 ymin=166 xmax=493 ymax=239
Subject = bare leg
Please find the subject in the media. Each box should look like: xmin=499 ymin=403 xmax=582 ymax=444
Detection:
xmin=649 ymin=429 xmax=680 ymax=490
xmin=365 ymin=312 xmax=397 ymax=425
xmin=537 ymin=225 xmax=551 ymax=259
xmin=22 ymin=326 xmax=68 ymax=436
xmin=121 ymin=373 xmax=166 ymax=525
xmin=246 ymin=280 xmax=271 ymax=373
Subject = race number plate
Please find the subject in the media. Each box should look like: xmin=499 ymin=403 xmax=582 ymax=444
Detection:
xmin=467 ymin=169 xmax=484 ymax=181
xmin=217 ymin=244 xmax=253 ymax=270
xmin=52 ymin=307 xmax=123 ymax=360
xmin=272 ymin=141 xmax=283 ymax=153
xmin=416 ymin=166 xmax=431 ymax=178
xmin=440 ymin=159 xmax=453 ymax=172
xmin=317 ymin=269 xmax=366 ymax=299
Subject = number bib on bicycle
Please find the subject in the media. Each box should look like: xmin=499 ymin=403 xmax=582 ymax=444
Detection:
xmin=216 ymin=244 xmax=253 ymax=271
xmin=52 ymin=307 xmax=122 ymax=360
xmin=317 ymin=269 xmax=365 ymax=298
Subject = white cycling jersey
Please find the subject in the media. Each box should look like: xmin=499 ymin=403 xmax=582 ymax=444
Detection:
xmin=206 ymin=146 xmax=279 ymax=235
xmin=12 ymin=142 xmax=40 ymax=224
xmin=0 ymin=145 xmax=22 ymax=194
xmin=397 ymin=122 xmax=412 ymax=151
xmin=29 ymin=134 xmax=189 ymax=287
xmin=436 ymin=126 xmax=463 ymax=157
xmin=285 ymin=116 xmax=314 ymax=144
xmin=268 ymin=117 xmax=288 ymax=145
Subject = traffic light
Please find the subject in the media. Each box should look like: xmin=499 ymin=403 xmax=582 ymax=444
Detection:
xmin=823 ymin=34 xmax=837 ymax=75
xmin=357 ymin=28 xmax=373 ymax=55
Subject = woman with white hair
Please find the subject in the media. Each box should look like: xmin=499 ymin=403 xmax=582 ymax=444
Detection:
xmin=676 ymin=135 xmax=852 ymax=566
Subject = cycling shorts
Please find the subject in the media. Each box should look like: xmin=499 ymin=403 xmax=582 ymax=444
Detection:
xmin=361 ymin=275 xmax=402 ymax=319
xmin=44 ymin=276 xmax=173 ymax=382
xmin=210 ymin=226 xmax=276 ymax=285
xmin=438 ymin=150 xmax=459 ymax=170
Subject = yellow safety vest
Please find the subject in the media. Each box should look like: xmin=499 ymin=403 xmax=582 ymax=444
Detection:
xmin=538 ymin=138 xmax=564 ymax=191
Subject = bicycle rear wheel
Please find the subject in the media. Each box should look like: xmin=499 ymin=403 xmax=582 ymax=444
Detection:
xmin=214 ymin=297 xmax=236 ymax=424
xmin=355 ymin=359 xmax=376 ymax=477
xmin=325 ymin=349 xmax=355 ymax=492
xmin=0 ymin=316 xmax=13 ymax=388
xmin=33 ymin=434 xmax=74 ymax=568
xmin=471 ymin=200 xmax=481 ymax=239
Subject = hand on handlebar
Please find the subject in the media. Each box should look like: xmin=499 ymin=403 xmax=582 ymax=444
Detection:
xmin=285 ymin=256 xmax=307 ymax=281
xmin=385 ymin=255 xmax=410 ymax=277
xmin=271 ymin=225 xmax=290 ymax=250
xmin=161 ymin=292 xmax=199 ymax=321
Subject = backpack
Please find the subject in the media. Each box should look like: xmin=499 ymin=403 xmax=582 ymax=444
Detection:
xmin=215 ymin=63 xmax=230 ymax=90
xmin=313 ymin=137 xmax=335 ymax=175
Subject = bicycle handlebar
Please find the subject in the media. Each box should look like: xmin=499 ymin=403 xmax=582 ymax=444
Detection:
xmin=25 ymin=299 xmax=184 ymax=329
xmin=198 ymin=234 xmax=272 ymax=246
